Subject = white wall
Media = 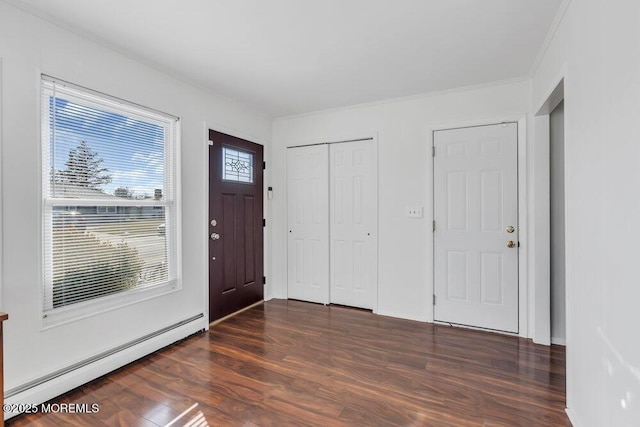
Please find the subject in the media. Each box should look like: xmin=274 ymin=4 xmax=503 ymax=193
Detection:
xmin=271 ymin=81 xmax=531 ymax=326
xmin=532 ymin=0 xmax=640 ymax=425
xmin=0 ymin=1 xmax=271 ymax=407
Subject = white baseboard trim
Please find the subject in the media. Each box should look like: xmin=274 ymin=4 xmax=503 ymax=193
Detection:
xmin=376 ymin=309 xmax=427 ymax=323
xmin=551 ymin=336 xmax=566 ymax=345
xmin=4 ymin=314 xmax=207 ymax=420
xmin=566 ymin=407 xmax=581 ymax=426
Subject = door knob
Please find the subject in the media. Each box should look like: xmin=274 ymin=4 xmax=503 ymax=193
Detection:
xmin=210 ymin=232 xmax=220 ymax=240
xmin=506 ymin=240 xmax=516 ymax=248
xmin=506 ymin=226 xmax=515 ymax=233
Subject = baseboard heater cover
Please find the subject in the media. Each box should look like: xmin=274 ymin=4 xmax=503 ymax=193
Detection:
xmin=6 ymin=313 xmax=204 ymax=398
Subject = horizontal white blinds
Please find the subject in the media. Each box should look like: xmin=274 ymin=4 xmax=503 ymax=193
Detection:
xmin=42 ymin=76 xmax=178 ymax=312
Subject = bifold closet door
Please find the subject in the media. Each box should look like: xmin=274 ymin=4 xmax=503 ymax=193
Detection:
xmin=330 ymin=140 xmax=377 ymax=309
xmin=287 ymin=141 xmax=377 ymax=310
xmin=286 ymin=145 xmax=330 ymax=304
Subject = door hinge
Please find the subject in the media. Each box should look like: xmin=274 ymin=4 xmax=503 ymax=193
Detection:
xmin=263 ymin=218 xmax=266 ymax=227
xmin=433 ymin=220 xmax=436 ymax=232
xmin=433 ymin=294 xmax=436 ymax=305
xmin=262 ymin=276 xmax=266 ymax=285
xmin=208 ymin=140 xmax=213 ymax=146
xmin=432 ymin=146 xmax=435 ymax=157
xmin=263 ymin=161 xmax=266 ymax=170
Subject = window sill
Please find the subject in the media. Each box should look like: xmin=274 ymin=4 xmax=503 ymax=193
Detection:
xmin=41 ymin=280 xmax=180 ymax=330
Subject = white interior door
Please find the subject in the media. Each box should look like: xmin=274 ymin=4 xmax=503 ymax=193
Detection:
xmin=330 ymin=140 xmax=377 ymax=309
xmin=287 ymin=145 xmax=329 ymax=304
xmin=433 ymin=123 xmax=519 ymax=333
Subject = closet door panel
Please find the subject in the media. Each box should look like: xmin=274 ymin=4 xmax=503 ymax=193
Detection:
xmin=330 ymin=141 xmax=377 ymax=309
xmin=287 ymin=145 xmax=330 ymax=304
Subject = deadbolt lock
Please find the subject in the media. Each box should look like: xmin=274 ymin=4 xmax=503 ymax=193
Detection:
xmin=506 ymin=226 xmax=515 ymax=233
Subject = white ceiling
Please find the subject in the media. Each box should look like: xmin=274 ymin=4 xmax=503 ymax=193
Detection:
xmin=6 ymin=0 xmax=563 ymax=118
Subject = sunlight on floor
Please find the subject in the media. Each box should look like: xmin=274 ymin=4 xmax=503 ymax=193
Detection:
xmin=165 ymin=403 xmax=209 ymax=427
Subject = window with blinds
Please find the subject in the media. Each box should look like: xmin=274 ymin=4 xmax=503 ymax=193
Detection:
xmin=41 ymin=76 xmax=179 ymax=316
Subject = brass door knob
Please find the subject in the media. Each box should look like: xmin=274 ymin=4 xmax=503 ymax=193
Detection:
xmin=506 ymin=240 xmax=516 ymax=248
xmin=506 ymin=226 xmax=515 ymax=233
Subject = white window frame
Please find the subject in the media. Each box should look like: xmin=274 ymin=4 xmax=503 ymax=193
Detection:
xmin=41 ymin=75 xmax=182 ymax=327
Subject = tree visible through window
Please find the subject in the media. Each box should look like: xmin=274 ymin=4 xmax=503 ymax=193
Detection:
xmin=42 ymin=76 xmax=179 ymax=314
xmin=57 ymin=140 xmax=112 ymax=188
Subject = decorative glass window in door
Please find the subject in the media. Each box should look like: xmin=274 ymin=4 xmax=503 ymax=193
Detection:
xmin=222 ymin=147 xmax=254 ymax=183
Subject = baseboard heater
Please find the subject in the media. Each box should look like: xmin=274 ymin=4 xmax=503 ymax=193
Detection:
xmin=6 ymin=313 xmax=204 ymax=398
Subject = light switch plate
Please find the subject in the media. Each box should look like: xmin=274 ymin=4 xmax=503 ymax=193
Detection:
xmin=406 ymin=207 xmax=423 ymax=218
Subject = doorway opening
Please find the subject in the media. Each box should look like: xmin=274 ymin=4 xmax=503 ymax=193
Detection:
xmin=532 ymin=77 xmax=566 ymax=346
xmin=550 ymin=101 xmax=566 ymax=345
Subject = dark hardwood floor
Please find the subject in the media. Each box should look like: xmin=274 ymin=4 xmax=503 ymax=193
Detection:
xmin=8 ymin=300 xmax=570 ymax=426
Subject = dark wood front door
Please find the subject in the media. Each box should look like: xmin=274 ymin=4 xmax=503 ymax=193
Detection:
xmin=209 ymin=130 xmax=264 ymax=322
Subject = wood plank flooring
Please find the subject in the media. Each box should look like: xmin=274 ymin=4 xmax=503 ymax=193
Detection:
xmin=7 ymin=300 xmax=570 ymax=426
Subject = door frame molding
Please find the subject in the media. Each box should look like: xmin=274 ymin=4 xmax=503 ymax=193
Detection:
xmin=427 ymin=115 xmax=528 ymax=338
xmin=284 ymin=131 xmax=379 ymax=314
